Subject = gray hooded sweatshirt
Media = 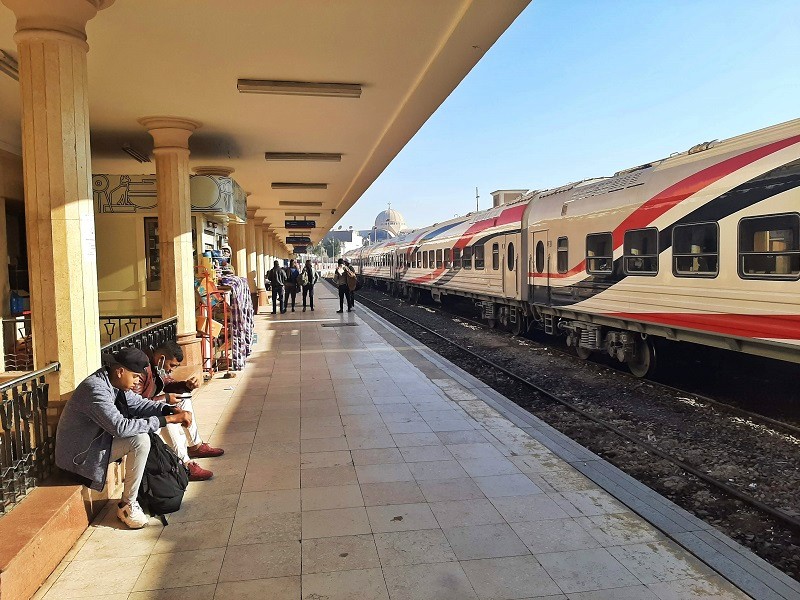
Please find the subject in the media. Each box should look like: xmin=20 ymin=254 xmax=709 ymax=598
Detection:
xmin=55 ymin=367 xmax=171 ymax=491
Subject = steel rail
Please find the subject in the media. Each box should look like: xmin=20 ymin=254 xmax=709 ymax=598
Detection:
xmin=355 ymin=292 xmax=800 ymax=532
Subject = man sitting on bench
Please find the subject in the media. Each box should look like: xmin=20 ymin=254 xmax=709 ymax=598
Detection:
xmin=55 ymin=347 xmax=193 ymax=529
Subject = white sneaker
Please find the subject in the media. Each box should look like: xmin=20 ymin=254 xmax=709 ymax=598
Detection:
xmin=117 ymin=501 xmax=149 ymax=529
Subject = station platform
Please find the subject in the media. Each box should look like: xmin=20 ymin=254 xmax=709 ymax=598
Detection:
xmin=33 ymin=285 xmax=799 ymax=599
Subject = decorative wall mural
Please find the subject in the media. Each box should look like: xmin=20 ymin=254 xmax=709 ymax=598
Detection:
xmin=93 ymin=174 xmax=247 ymax=222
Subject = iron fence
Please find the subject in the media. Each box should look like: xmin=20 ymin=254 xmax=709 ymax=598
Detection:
xmin=2 ymin=316 xmax=33 ymax=372
xmin=99 ymin=315 xmax=163 ymax=347
xmin=0 ymin=362 xmax=60 ymax=514
xmin=101 ymin=316 xmax=177 ymax=354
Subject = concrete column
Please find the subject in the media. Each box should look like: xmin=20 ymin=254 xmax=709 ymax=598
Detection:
xmin=227 ymin=221 xmax=246 ymax=278
xmin=3 ymin=0 xmax=112 ymax=400
xmin=245 ymin=208 xmax=257 ymax=292
xmin=139 ymin=116 xmax=202 ymax=368
xmin=254 ymin=224 xmax=266 ymax=308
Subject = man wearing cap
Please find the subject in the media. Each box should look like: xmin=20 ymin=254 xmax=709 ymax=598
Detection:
xmin=55 ymin=347 xmax=193 ymax=529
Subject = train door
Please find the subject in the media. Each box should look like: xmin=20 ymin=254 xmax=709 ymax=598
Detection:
xmin=531 ymin=230 xmax=550 ymax=305
xmin=502 ymin=234 xmax=519 ymax=298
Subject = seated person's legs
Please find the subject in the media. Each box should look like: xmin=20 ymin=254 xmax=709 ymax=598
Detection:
xmin=110 ymin=432 xmax=151 ymax=528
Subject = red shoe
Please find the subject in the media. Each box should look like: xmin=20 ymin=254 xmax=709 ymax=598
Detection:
xmin=187 ymin=461 xmax=213 ymax=481
xmin=187 ymin=443 xmax=225 ymax=459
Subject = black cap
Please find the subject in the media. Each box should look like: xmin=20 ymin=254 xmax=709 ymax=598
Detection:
xmin=103 ymin=347 xmax=149 ymax=374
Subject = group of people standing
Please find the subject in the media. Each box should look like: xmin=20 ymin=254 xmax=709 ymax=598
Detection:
xmin=267 ymin=259 xmax=320 ymax=313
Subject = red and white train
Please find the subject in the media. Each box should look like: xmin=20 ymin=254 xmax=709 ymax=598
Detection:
xmin=344 ymin=119 xmax=800 ymax=376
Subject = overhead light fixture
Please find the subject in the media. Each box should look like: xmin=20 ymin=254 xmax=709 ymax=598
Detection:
xmin=265 ymin=152 xmax=342 ymax=162
xmin=0 ymin=50 xmax=19 ymax=81
xmin=122 ymin=144 xmax=151 ymax=163
xmin=279 ymin=201 xmax=323 ymax=207
xmin=272 ymin=183 xmax=327 ymax=190
xmin=237 ymin=79 xmax=362 ymax=98
xmin=284 ymin=212 xmax=321 ymax=217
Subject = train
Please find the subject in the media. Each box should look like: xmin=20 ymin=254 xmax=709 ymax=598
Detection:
xmin=343 ymin=119 xmax=800 ymax=377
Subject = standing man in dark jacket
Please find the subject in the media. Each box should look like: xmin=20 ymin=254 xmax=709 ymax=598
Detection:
xmin=267 ymin=259 xmax=287 ymax=314
xmin=301 ymin=259 xmax=320 ymax=311
xmin=55 ymin=348 xmax=193 ymax=529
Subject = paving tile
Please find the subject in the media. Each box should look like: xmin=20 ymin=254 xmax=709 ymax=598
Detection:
xmin=392 ymin=432 xmax=443 ymax=447
xmin=577 ymin=512 xmax=665 ymax=546
xmin=300 ymin=450 xmax=353 ymax=469
xmin=241 ymin=465 xmax=300 ymax=492
xmin=398 ymin=445 xmax=454 ymax=463
xmin=133 ymin=548 xmax=226 ymax=591
xmin=461 ymin=555 xmax=562 ymax=599
xmin=418 ymin=477 xmax=486 ymax=502
xmin=646 ymin=575 xmax=753 ymax=599
xmin=301 ymin=464 xmax=358 ymax=487
xmin=218 ymin=541 xmax=301 ymax=581
xmin=561 ymin=489 xmax=627 ymax=516
xmin=229 ymin=511 xmax=301 ymax=545
xmin=383 ymin=562 xmax=478 ymax=600
xmin=366 ymin=502 xmax=439 ymax=533
xmin=446 ymin=442 xmax=506 ymax=460
xmin=152 ymin=518 xmax=233 ymax=554
xmin=301 ymin=484 xmax=364 ymax=510
xmin=236 ymin=489 xmax=301 ymax=517
xmin=569 ymin=585 xmax=659 ymax=599
xmin=302 ymin=507 xmax=372 ymax=538
xmin=607 ymin=541 xmax=717 ymax=584
xmin=408 ymin=459 xmax=469 ymax=481
xmin=436 ymin=430 xmax=489 ymax=444
xmin=373 ymin=528 xmax=457 ymax=566
xmin=351 ymin=447 xmax=405 ymax=465
xmin=430 ymin=498 xmax=505 ymax=528
xmin=347 ymin=434 xmax=397 ymax=450
xmin=458 ymin=456 xmax=521 ymax=477
xmin=301 ymin=567 xmax=390 ymax=600
xmin=46 ymin=555 xmax=149 ymax=598
xmin=302 ymin=534 xmax=380 ymax=574
xmin=489 ymin=494 xmax=570 ymax=523
xmin=360 ymin=481 xmax=426 ymax=506
xmin=71 ymin=524 xmax=162 ymax=561
xmin=536 ymin=548 xmax=640 ymax=594
xmin=443 ymin=523 xmax=530 ymax=560
xmin=355 ymin=462 xmax=415 ymax=483
xmin=511 ymin=518 xmax=602 ymax=554
xmin=128 ymin=585 xmax=217 ymax=600
xmin=474 ymin=474 xmax=543 ymax=497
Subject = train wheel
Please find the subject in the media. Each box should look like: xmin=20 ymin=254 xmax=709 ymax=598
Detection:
xmin=628 ymin=338 xmax=656 ymax=378
xmin=575 ymin=346 xmax=592 ymax=360
xmin=409 ymin=288 xmax=420 ymax=305
xmin=511 ymin=316 xmax=527 ymax=336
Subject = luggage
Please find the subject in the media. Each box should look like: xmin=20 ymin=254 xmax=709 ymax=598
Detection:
xmin=136 ymin=432 xmax=189 ymax=524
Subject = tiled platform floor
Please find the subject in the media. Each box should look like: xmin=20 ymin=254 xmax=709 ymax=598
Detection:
xmin=35 ymin=287 xmax=753 ymax=599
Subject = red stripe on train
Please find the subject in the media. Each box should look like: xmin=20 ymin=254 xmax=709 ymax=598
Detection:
xmin=606 ymin=312 xmax=800 ymax=340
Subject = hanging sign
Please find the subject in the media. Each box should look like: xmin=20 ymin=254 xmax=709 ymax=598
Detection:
xmin=285 ymin=219 xmax=316 ymax=229
xmin=293 ymin=246 xmax=308 ymax=254
xmin=286 ymin=236 xmax=311 ymax=245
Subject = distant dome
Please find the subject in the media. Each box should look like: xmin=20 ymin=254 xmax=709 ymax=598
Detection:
xmin=374 ymin=208 xmax=406 ymax=236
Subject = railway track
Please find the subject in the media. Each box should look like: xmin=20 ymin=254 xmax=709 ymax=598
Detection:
xmin=350 ymin=288 xmax=800 ymax=558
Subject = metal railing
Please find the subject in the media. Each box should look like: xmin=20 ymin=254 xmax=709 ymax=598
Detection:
xmin=101 ymin=316 xmax=177 ymax=354
xmin=99 ymin=315 xmax=163 ymax=347
xmin=0 ymin=363 xmax=60 ymax=514
xmin=2 ymin=316 xmax=33 ymax=372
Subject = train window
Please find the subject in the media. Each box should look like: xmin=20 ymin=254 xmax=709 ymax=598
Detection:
xmin=462 ymin=246 xmax=473 ymax=269
xmin=474 ymin=246 xmax=485 ymax=269
xmin=586 ymin=233 xmax=613 ymax=273
xmin=557 ymin=237 xmax=569 ymax=273
xmin=423 ymin=251 xmax=428 ymax=269
xmin=492 ymin=244 xmax=500 ymax=270
xmin=453 ymin=247 xmax=462 ymax=270
xmin=415 ymin=251 xmax=420 ymax=268
xmin=436 ymin=249 xmax=443 ymax=268
xmin=738 ymin=213 xmax=800 ymax=279
xmin=624 ymin=228 xmax=658 ymax=275
xmin=428 ymin=250 xmax=435 ymax=269
xmin=673 ymin=223 xmax=718 ymax=277
xmin=507 ymin=242 xmax=515 ymax=270
xmin=444 ymin=248 xmax=451 ymax=268
xmin=535 ymin=241 xmax=545 ymax=273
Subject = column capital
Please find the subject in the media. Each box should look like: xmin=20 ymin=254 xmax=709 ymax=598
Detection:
xmin=246 ymin=208 xmax=259 ymax=220
xmin=193 ymin=165 xmax=234 ymax=177
xmin=3 ymin=0 xmax=113 ymax=48
xmin=139 ymin=116 xmax=202 ymax=150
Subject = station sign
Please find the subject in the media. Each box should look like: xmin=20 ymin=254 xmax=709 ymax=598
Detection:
xmin=293 ymin=246 xmax=308 ymax=254
xmin=286 ymin=236 xmax=311 ymax=245
xmin=285 ymin=219 xmax=316 ymax=229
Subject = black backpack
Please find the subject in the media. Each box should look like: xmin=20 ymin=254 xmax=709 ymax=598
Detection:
xmin=137 ymin=432 xmax=189 ymax=524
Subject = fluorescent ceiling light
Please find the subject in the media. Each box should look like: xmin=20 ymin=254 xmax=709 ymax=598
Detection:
xmin=272 ymin=183 xmax=327 ymax=190
xmin=122 ymin=144 xmax=151 ymax=163
xmin=265 ymin=152 xmax=341 ymax=162
xmin=237 ymin=79 xmax=361 ymax=98
xmin=279 ymin=201 xmax=323 ymax=207
xmin=0 ymin=50 xmax=19 ymax=81
xmin=284 ymin=212 xmax=321 ymax=217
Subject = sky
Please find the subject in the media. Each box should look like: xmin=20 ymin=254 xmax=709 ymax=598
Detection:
xmin=334 ymin=0 xmax=800 ymax=232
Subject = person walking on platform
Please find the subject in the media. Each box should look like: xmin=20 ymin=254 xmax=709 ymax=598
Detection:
xmin=267 ymin=260 xmax=287 ymax=314
xmin=301 ymin=259 xmax=320 ymax=311
xmin=334 ymin=258 xmax=355 ymax=313
xmin=285 ymin=259 xmax=301 ymax=312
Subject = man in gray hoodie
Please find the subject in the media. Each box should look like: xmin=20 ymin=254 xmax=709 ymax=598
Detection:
xmin=55 ymin=347 xmax=193 ymax=529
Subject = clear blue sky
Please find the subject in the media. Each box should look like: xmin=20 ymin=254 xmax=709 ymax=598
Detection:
xmin=335 ymin=0 xmax=800 ymax=232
